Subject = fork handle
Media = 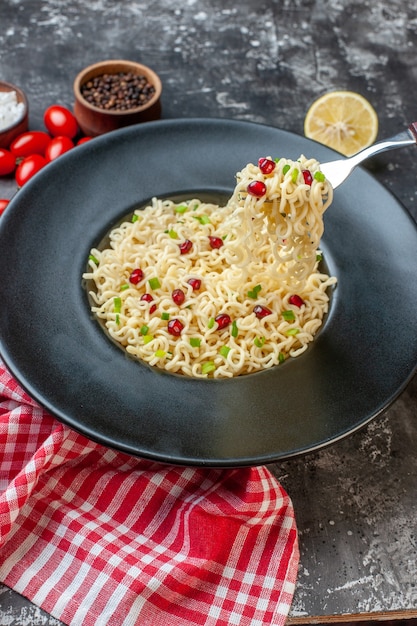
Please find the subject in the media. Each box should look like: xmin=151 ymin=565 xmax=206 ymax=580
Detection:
xmin=344 ymin=125 xmax=416 ymax=170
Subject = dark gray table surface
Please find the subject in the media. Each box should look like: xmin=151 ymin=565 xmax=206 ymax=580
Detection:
xmin=1 ymin=0 xmax=417 ymax=623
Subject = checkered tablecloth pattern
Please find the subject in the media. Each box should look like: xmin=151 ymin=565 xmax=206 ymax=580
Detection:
xmin=0 ymin=359 xmax=299 ymax=626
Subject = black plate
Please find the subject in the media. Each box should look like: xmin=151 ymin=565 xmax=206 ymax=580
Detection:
xmin=1 ymin=118 xmax=417 ymax=467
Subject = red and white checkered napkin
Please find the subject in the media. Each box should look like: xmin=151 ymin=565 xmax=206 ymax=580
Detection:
xmin=0 ymin=359 xmax=299 ymax=626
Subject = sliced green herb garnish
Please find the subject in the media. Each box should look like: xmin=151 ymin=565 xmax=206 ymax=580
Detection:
xmin=254 ymin=336 xmax=265 ymax=348
xmin=219 ymin=345 xmax=231 ymax=358
xmin=88 ymin=254 xmax=99 ymax=265
xmin=201 ymin=361 xmax=216 ymax=375
xmin=113 ymin=297 xmax=122 ymax=313
xmin=248 ymin=284 xmax=262 ymax=299
xmin=168 ymin=229 xmax=178 ymax=239
xmin=131 ymin=214 xmax=139 ymax=223
xmin=279 ymin=352 xmax=286 ymax=363
xmin=286 ymin=328 xmax=300 ymax=336
xmin=155 ymin=350 xmax=166 ymax=358
xmin=283 ymin=164 xmax=291 ymax=175
xmin=190 ymin=337 xmax=201 ymax=348
xmin=120 ymin=283 xmax=129 ymax=291
xmin=291 ymin=168 xmax=299 ymax=183
xmin=143 ymin=334 xmax=154 ymax=344
xmin=161 ymin=312 xmax=170 ymax=320
xmin=148 ymin=277 xmax=161 ymax=290
xmin=207 ymin=317 xmax=215 ymax=329
xmin=140 ymin=325 xmax=149 ymax=335
xmin=282 ymin=310 xmax=296 ymax=322
xmin=314 ymin=171 xmax=326 ymax=182
xmin=316 ymin=252 xmax=323 ymax=262
xmin=115 ymin=314 xmax=120 ymax=325
xmin=231 ymin=320 xmax=238 ymax=338
xmin=175 ymin=204 xmax=188 ymax=214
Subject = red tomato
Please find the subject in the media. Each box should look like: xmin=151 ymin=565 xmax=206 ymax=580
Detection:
xmin=0 ymin=199 xmax=10 ymax=215
xmin=15 ymin=154 xmax=47 ymax=187
xmin=45 ymin=135 xmax=74 ymax=161
xmin=44 ymin=105 xmax=78 ymax=138
xmin=0 ymin=149 xmax=16 ymax=175
xmin=10 ymin=131 xmax=51 ymax=158
xmin=77 ymin=136 xmax=93 ymax=145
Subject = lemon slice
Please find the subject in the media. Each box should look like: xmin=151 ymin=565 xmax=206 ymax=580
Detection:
xmin=304 ymin=91 xmax=378 ymax=157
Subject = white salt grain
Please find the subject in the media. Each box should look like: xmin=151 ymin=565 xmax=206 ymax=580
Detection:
xmin=0 ymin=90 xmax=25 ymax=130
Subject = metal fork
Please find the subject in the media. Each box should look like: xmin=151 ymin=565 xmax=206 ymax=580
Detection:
xmin=320 ymin=122 xmax=417 ymax=189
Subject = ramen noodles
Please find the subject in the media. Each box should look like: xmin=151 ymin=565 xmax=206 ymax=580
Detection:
xmin=84 ymin=156 xmax=336 ymax=378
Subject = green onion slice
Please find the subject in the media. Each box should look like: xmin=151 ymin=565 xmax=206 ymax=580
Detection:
xmin=231 ymin=320 xmax=238 ymax=338
xmin=113 ymin=297 xmax=122 ymax=313
xmin=148 ymin=277 xmax=161 ymax=290
xmin=314 ymin=171 xmax=326 ymax=182
xmin=254 ymin=336 xmax=266 ymax=348
xmin=282 ymin=310 xmax=296 ymax=322
xmin=161 ymin=312 xmax=170 ymax=321
xmin=190 ymin=337 xmax=201 ymax=348
xmin=88 ymin=254 xmax=99 ymax=265
xmin=143 ymin=334 xmax=154 ymax=344
xmin=201 ymin=361 xmax=216 ymax=375
xmin=283 ymin=164 xmax=291 ymax=175
xmin=207 ymin=317 xmax=215 ymax=329
xmin=175 ymin=204 xmax=188 ymax=214
xmin=219 ymin=345 xmax=231 ymax=358
xmin=286 ymin=328 xmax=300 ymax=336
xmin=247 ymin=284 xmax=262 ymax=299
xmin=155 ymin=350 xmax=166 ymax=358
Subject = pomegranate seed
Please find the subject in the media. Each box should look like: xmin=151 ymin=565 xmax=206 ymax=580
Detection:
xmin=172 ymin=288 xmax=185 ymax=305
xmin=302 ymin=170 xmax=313 ymax=186
xmin=289 ymin=294 xmax=305 ymax=308
xmin=129 ymin=268 xmax=144 ymax=284
xmin=179 ymin=239 xmax=193 ymax=254
xmin=254 ymin=305 xmax=272 ymax=319
xmin=141 ymin=293 xmax=156 ymax=314
xmin=209 ymin=236 xmax=223 ymax=249
xmin=215 ymin=313 xmax=231 ymax=329
xmin=258 ymin=158 xmax=276 ymax=174
xmin=168 ymin=318 xmax=184 ymax=336
xmin=247 ymin=180 xmax=267 ymax=197
xmin=187 ymin=278 xmax=201 ymax=291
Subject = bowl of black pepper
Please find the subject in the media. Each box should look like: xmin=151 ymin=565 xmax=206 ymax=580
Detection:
xmin=73 ymin=60 xmax=162 ymax=137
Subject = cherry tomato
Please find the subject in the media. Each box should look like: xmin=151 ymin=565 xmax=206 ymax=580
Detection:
xmin=44 ymin=105 xmax=78 ymax=138
xmin=77 ymin=136 xmax=93 ymax=145
xmin=0 ymin=199 xmax=10 ymax=215
xmin=45 ymin=135 xmax=74 ymax=161
xmin=15 ymin=154 xmax=47 ymax=187
xmin=10 ymin=131 xmax=51 ymax=158
xmin=0 ymin=149 xmax=16 ymax=176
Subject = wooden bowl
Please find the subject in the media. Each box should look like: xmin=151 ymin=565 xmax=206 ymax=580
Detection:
xmin=73 ymin=60 xmax=162 ymax=137
xmin=0 ymin=81 xmax=29 ymax=148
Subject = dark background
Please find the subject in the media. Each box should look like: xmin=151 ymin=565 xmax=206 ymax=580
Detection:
xmin=1 ymin=0 xmax=417 ymax=622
